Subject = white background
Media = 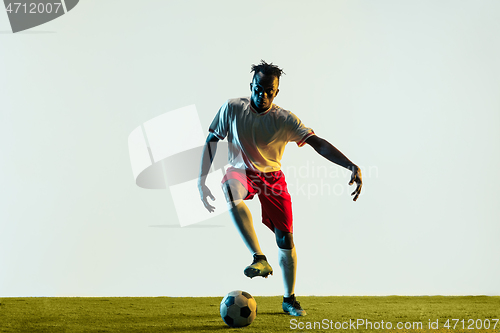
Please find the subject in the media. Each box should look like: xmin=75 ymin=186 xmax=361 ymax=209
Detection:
xmin=0 ymin=0 xmax=499 ymax=297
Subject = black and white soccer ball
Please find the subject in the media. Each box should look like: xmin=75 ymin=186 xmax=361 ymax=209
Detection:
xmin=220 ymin=290 xmax=257 ymax=328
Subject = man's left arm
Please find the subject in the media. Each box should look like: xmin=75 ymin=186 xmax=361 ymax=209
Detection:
xmin=305 ymin=135 xmax=362 ymax=201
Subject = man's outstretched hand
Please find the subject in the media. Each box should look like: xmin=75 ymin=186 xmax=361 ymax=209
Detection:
xmin=198 ymin=183 xmax=216 ymax=212
xmin=349 ymin=166 xmax=363 ymax=201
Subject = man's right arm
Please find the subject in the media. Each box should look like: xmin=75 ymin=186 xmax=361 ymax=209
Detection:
xmin=198 ymin=132 xmax=220 ymax=212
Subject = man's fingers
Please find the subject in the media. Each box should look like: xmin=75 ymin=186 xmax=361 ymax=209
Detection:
xmin=347 ymin=167 xmax=362 ymax=201
xmin=351 ymin=183 xmax=362 ymax=201
xmin=200 ymin=185 xmax=216 ymax=210
xmin=202 ymin=199 xmax=216 ymax=212
xmin=349 ymin=166 xmax=361 ymax=185
xmin=203 ymin=187 xmax=215 ymax=201
xmin=349 ymin=172 xmax=359 ymax=186
xmin=206 ymin=201 xmax=215 ymax=212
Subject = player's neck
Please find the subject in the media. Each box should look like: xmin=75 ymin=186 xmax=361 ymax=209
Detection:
xmin=250 ymin=100 xmax=272 ymax=114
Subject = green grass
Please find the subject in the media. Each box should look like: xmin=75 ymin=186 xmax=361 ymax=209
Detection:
xmin=0 ymin=296 xmax=499 ymax=332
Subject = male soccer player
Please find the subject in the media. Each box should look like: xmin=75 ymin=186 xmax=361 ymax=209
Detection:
xmin=198 ymin=60 xmax=362 ymax=317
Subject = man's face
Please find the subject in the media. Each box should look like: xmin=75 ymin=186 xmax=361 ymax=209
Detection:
xmin=250 ymin=72 xmax=279 ymax=112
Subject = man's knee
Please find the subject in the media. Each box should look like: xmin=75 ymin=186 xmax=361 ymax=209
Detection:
xmin=222 ymin=179 xmax=247 ymax=206
xmin=275 ymin=228 xmax=294 ymax=249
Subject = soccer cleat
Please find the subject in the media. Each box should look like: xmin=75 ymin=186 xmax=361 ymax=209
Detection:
xmin=282 ymin=295 xmax=307 ymax=316
xmin=244 ymin=254 xmax=273 ymax=279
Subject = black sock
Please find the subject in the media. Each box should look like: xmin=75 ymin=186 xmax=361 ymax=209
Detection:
xmin=254 ymin=254 xmax=267 ymax=261
xmin=283 ymin=294 xmax=295 ymax=303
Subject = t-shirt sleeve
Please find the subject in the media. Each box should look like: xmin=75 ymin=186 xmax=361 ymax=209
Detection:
xmin=208 ymin=100 xmax=230 ymax=140
xmin=286 ymin=111 xmax=315 ymax=147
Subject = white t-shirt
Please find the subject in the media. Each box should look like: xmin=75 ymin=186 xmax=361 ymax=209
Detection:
xmin=209 ymin=97 xmax=315 ymax=172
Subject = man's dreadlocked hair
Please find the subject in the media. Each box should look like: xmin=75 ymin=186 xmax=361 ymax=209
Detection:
xmin=250 ymin=60 xmax=285 ymax=80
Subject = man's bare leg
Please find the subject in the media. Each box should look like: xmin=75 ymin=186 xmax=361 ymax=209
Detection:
xmin=223 ymin=179 xmax=272 ymax=278
xmin=223 ymin=179 xmax=262 ymax=255
xmin=229 ymin=200 xmax=263 ymax=256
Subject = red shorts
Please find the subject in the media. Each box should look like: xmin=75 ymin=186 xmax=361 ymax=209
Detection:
xmin=221 ymin=166 xmax=293 ymax=233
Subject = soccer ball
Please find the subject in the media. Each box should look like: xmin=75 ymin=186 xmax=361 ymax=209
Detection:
xmin=220 ymin=290 xmax=257 ymax=328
